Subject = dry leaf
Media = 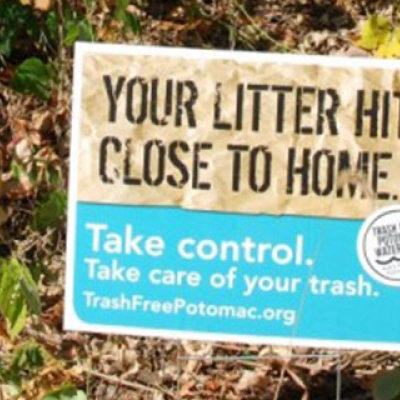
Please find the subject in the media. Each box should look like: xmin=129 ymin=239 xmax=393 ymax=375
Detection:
xmin=0 ymin=207 xmax=8 ymax=226
xmin=33 ymin=111 xmax=53 ymax=134
xmin=237 ymin=370 xmax=260 ymax=391
xmin=0 ymin=178 xmax=8 ymax=226
xmin=33 ymin=0 xmax=53 ymax=11
xmin=15 ymin=139 xmax=32 ymax=162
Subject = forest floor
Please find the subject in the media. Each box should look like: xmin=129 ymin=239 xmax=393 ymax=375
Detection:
xmin=1 ymin=0 xmax=400 ymax=399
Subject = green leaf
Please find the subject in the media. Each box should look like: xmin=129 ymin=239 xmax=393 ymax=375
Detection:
xmin=20 ymin=271 xmax=41 ymax=316
xmin=47 ymin=167 xmax=61 ymax=186
xmin=64 ymin=19 xmax=94 ymax=46
xmin=124 ymin=13 xmax=142 ymax=36
xmin=0 ymin=259 xmax=41 ymax=337
xmin=11 ymin=341 xmax=46 ymax=374
xmin=42 ymin=385 xmax=87 ymax=400
xmin=373 ymin=369 xmax=400 ymax=400
xmin=114 ymin=0 xmax=129 ymax=20
xmin=358 ymin=15 xmax=391 ymax=51
xmin=83 ymin=0 xmax=97 ymax=10
xmin=114 ymin=0 xmax=142 ymax=35
xmin=10 ymin=58 xmax=53 ymax=100
xmin=29 ymin=260 xmax=44 ymax=284
xmin=11 ymin=160 xmax=22 ymax=180
xmin=0 ymin=261 xmax=27 ymax=338
xmin=0 ymin=33 xmax=13 ymax=57
xmin=33 ymin=190 xmax=67 ymax=231
xmin=9 ymin=301 xmax=27 ymax=338
xmin=46 ymin=11 xmax=59 ymax=43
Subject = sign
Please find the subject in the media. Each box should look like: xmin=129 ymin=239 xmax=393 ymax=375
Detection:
xmin=66 ymin=43 xmax=400 ymax=350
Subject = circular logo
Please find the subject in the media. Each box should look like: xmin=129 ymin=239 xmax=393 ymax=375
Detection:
xmin=358 ymin=205 xmax=400 ymax=287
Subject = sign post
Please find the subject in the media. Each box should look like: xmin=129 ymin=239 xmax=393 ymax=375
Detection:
xmin=66 ymin=43 xmax=400 ymax=352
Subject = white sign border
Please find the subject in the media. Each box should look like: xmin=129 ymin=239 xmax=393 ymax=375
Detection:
xmin=65 ymin=42 xmax=400 ymax=352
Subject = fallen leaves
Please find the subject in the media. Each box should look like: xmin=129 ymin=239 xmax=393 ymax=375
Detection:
xmin=1 ymin=1 xmax=400 ymax=399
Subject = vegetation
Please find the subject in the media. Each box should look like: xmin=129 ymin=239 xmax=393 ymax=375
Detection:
xmin=1 ymin=0 xmax=400 ymax=399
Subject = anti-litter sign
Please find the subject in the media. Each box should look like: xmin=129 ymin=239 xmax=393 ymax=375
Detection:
xmin=65 ymin=43 xmax=400 ymax=350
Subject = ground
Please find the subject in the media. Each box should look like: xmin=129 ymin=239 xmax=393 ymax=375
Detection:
xmin=1 ymin=0 xmax=400 ymax=399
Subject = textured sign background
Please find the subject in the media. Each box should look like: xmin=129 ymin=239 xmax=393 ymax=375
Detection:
xmin=76 ymin=47 xmax=400 ymax=219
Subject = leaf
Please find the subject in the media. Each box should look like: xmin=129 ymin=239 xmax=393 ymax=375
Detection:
xmin=376 ymin=35 xmax=400 ymax=58
xmin=358 ymin=15 xmax=391 ymax=51
xmin=33 ymin=190 xmax=67 ymax=231
xmin=42 ymin=385 xmax=87 ymax=400
xmin=0 ymin=207 xmax=8 ymax=227
xmin=114 ymin=0 xmax=142 ymax=35
xmin=114 ymin=0 xmax=129 ymax=20
xmin=11 ymin=341 xmax=46 ymax=374
xmin=33 ymin=0 xmax=53 ymax=12
xmin=0 ymin=261 xmax=27 ymax=338
xmin=373 ymin=369 xmax=400 ymax=400
xmin=375 ymin=28 xmax=400 ymax=58
xmin=0 ymin=259 xmax=41 ymax=337
xmin=0 ymin=33 xmax=13 ymax=57
xmin=64 ymin=19 xmax=94 ymax=46
xmin=10 ymin=58 xmax=53 ymax=100
xmin=9 ymin=301 xmax=27 ymax=338
xmin=62 ymin=3 xmax=94 ymax=46
xmin=20 ymin=270 xmax=41 ymax=315
xmin=45 ymin=10 xmax=58 ymax=42
xmin=11 ymin=160 xmax=22 ymax=181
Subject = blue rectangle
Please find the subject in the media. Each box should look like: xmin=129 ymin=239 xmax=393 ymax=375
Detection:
xmin=70 ymin=202 xmax=400 ymax=346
